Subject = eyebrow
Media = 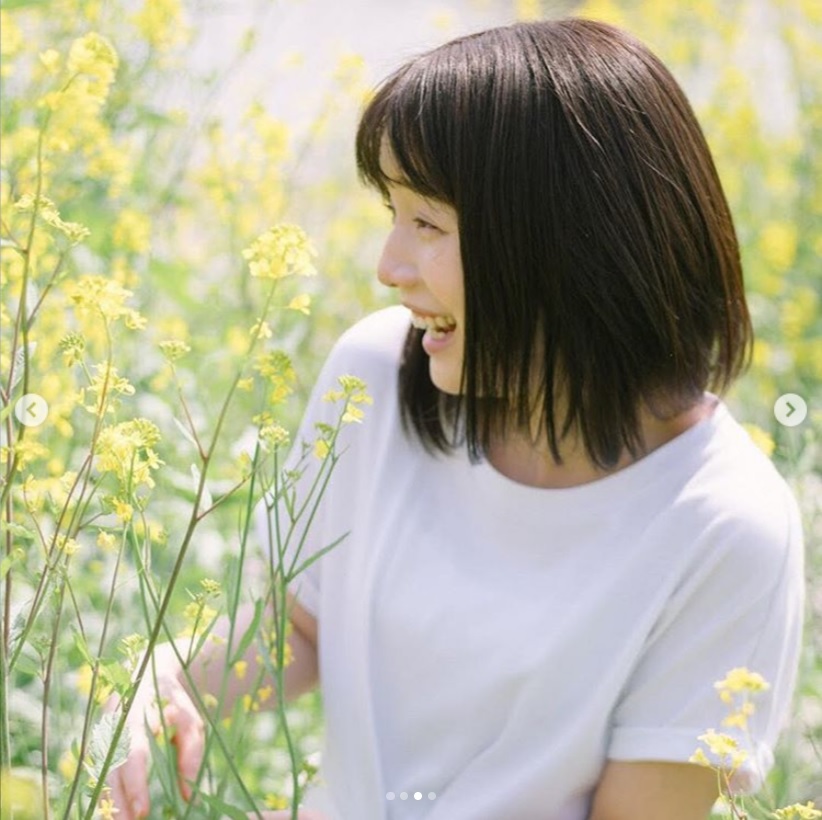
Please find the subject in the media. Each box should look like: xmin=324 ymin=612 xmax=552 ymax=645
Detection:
xmin=382 ymin=180 xmax=453 ymax=214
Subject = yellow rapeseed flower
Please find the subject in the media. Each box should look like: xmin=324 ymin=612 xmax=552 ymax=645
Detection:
xmin=132 ymin=0 xmax=189 ymax=50
xmin=67 ymin=32 xmax=118 ymax=90
xmin=97 ymin=787 xmax=119 ymax=819
xmin=14 ymin=194 xmax=90 ymax=245
xmin=39 ymin=49 xmax=62 ymax=75
xmin=66 ymin=275 xmax=145 ymax=328
xmin=314 ymin=439 xmax=330 ymax=460
xmin=287 ymin=293 xmax=311 ymax=315
xmin=112 ymin=499 xmax=133 ymax=524
xmin=242 ymin=224 xmax=317 ymax=280
xmin=696 ymin=729 xmax=748 ymax=771
xmin=772 ymin=803 xmax=822 ymax=820
xmin=265 ymin=794 xmax=289 ymax=810
xmin=715 ymin=667 xmax=771 ymax=695
xmin=158 ymin=340 xmax=191 ymax=362
xmin=95 ymin=419 xmax=162 ymax=490
xmin=96 ymin=531 xmax=117 ymax=551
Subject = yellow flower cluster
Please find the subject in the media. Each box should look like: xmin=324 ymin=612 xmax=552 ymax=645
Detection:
xmin=67 ymin=32 xmax=118 ymax=91
xmin=59 ymin=332 xmax=86 ymax=367
xmin=94 ymin=418 xmax=162 ymax=490
xmin=18 ymin=471 xmax=79 ymax=513
xmin=178 ymin=578 xmax=222 ymax=640
xmin=691 ymin=729 xmax=748 ymax=772
xmin=97 ymin=790 xmax=119 ymax=819
xmin=13 ymin=194 xmax=90 ymax=245
xmin=715 ymin=667 xmax=770 ymax=731
xmin=242 ymin=224 xmax=317 ymax=280
xmin=241 ymin=683 xmax=273 ymax=713
xmin=773 ymin=803 xmax=822 ymax=820
xmin=77 ymin=364 xmax=136 ymax=417
xmin=34 ymin=34 xmax=122 ymax=188
xmin=253 ymin=350 xmax=296 ymax=406
xmin=131 ymin=0 xmax=189 ymax=51
xmin=264 ymin=794 xmax=289 ymax=810
xmin=67 ymin=275 xmax=146 ymax=329
xmin=158 ymin=339 xmax=191 ymax=362
xmin=690 ymin=668 xmax=772 ymax=777
xmin=322 ymin=373 xmax=373 ymax=424
xmin=259 ymin=422 xmax=290 ymax=451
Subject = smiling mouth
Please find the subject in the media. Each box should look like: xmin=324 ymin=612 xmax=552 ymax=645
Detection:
xmin=410 ymin=312 xmax=457 ymax=338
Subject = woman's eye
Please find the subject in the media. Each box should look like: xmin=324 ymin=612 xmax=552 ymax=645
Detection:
xmin=413 ymin=218 xmax=440 ymax=233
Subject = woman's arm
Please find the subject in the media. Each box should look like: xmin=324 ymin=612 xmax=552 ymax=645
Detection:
xmin=589 ymin=760 xmax=719 ymax=820
xmin=181 ymin=593 xmax=319 ymax=716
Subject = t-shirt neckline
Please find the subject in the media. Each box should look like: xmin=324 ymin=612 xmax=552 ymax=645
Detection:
xmin=469 ymin=393 xmax=728 ymax=508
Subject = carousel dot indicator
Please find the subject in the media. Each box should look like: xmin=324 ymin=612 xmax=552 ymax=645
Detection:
xmin=414 ymin=792 xmax=422 ymax=800
xmin=386 ymin=792 xmax=395 ymax=800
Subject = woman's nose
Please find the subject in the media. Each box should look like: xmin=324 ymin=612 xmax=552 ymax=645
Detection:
xmin=377 ymin=230 xmax=417 ymax=289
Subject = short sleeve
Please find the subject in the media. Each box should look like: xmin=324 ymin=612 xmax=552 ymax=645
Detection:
xmin=607 ymin=485 xmax=805 ymax=793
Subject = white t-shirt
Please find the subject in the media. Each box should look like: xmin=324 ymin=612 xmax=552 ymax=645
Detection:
xmin=256 ymin=306 xmax=805 ymax=820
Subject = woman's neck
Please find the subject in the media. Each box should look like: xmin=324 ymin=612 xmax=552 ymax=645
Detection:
xmin=485 ymin=395 xmax=717 ymax=489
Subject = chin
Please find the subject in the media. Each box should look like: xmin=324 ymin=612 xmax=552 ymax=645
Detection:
xmin=429 ymin=366 xmax=463 ymax=395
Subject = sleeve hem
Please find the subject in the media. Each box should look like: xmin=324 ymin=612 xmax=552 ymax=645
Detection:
xmin=608 ymin=726 xmax=773 ymax=794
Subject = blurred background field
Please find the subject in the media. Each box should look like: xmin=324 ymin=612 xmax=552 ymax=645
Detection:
xmin=1 ymin=0 xmax=820 ymax=816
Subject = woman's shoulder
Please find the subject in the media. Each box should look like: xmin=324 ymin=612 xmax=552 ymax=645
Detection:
xmin=311 ymin=306 xmax=410 ymax=406
xmin=328 ymin=306 xmax=410 ymax=370
xmin=681 ymin=405 xmax=803 ymax=573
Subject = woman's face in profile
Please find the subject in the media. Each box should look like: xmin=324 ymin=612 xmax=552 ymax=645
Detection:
xmin=376 ymin=146 xmax=465 ymax=395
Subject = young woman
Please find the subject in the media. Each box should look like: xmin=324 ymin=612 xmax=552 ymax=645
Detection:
xmin=111 ymin=17 xmax=804 ymax=820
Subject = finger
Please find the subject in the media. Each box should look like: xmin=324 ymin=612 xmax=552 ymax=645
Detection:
xmin=111 ymin=744 xmax=150 ymax=819
xmin=108 ymin=777 xmax=134 ymax=820
xmin=165 ymin=699 xmax=205 ymax=801
xmin=109 ymin=700 xmax=154 ymax=819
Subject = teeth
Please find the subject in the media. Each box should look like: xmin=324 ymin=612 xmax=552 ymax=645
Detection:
xmin=410 ymin=312 xmax=456 ymax=333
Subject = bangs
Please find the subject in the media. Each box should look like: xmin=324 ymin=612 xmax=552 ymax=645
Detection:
xmin=355 ymin=59 xmax=456 ymax=205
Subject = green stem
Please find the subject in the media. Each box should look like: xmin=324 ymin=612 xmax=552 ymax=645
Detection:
xmin=82 ymin=292 xmax=278 ymax=816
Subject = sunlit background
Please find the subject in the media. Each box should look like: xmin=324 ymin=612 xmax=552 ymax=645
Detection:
xmin=1 ymin=0 xmax=820 ymax=816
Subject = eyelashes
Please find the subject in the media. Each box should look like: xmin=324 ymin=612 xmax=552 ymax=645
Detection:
xmin=382 ymin=201 xmax=442 ymax=233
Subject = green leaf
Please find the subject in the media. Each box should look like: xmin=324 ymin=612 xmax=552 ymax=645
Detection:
xmin=86 ymin=713 xmax=130 ymax=782
xmin=197 ymin=792 xmax=250 ymax=820
xmin=288 ymin=531 xmax=348 ymax=581
xmin=1 ymin=521 xmax=36 ymax=540
xmin=229 ymin=597 xmax=264 ymax=667
xmin=100 ymin=661 xmax=133 ymax=696
xmin=72 ymin=628 xmax=94 ymax=667
xmin=0 ymin=548 xmax=25 ymax=581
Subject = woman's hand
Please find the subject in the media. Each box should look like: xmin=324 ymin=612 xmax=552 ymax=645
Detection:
xmin=108 ymin=642 xmax=205 ymax=819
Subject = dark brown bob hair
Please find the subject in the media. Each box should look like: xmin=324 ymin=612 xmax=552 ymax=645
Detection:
xmin=355 ymin=17 xmax=752 ymax=469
